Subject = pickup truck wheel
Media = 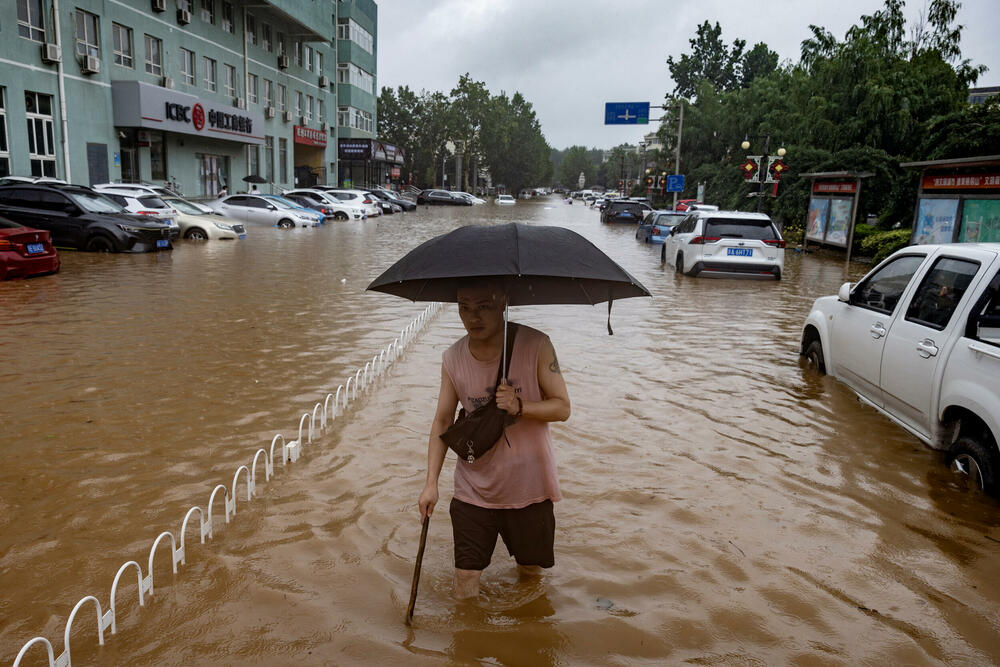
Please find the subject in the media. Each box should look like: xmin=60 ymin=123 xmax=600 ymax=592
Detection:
xmin=949 ymin=436 xmax=997 ymax=494
xmin=804 ymin=340 xmax=826 ymax=374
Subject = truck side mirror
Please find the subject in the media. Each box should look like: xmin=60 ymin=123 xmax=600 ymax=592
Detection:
xmin=838 ymin=282 xmax=853 ymax=303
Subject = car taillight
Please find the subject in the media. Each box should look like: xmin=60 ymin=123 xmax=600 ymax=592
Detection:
xmin=136 ymin=210 xmax=158 ymax=215
xmin=0 ymin=239 xmax=19 ymax=251
xmin=689 ymin=236 xmax=720 ymax=245
xmin=363 ymin=198 xmax=373 ymax=204
xmin=764 ymin=239 xmax=786 ymax=248
xmin=652 ymin=227 xmax=661 ymax=235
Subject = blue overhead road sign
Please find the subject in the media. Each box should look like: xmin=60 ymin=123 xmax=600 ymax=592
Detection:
xmin=604 ymin=102 xmax=649 ymax=125
xmin=666 ymin=175 xmax=685 ymax=192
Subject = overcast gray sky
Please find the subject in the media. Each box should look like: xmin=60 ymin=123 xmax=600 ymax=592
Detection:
xmin=376 ymin=0 xmax=999 ymax=150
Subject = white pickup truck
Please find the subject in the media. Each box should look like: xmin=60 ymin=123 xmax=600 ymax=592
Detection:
xmin=801 ymin=243 xmax=1000 ymax=494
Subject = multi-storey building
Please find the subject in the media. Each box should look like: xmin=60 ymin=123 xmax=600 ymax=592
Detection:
xmin=1 ymin=0 xmax=380 ymax=196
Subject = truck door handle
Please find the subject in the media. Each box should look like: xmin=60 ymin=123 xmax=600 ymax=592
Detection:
xmin=916 ymin=339 xmax=938 ymax=358
xmin=870 ymin=323 xmax=887 ymax=339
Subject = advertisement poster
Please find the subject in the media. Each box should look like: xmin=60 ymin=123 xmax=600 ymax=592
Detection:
xmin=959 ymin=199 xmax=1000 ymax=243
xmin=825 ymin=198 xmax=853 ymax=247
xmin=913 ymin=198 xmax=958 ymax=244
xmin=806 ymin=197 xmax=830 ymax=242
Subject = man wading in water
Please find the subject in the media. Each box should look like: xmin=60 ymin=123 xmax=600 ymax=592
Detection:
xmin=418 ymin=281 xmax=571 ymax=599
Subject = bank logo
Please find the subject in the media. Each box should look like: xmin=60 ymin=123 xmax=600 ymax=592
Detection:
xmin=192 ymin=103 xmax=205 ymax=131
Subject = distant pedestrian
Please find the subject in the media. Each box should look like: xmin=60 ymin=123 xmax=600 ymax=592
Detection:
xmin=249 ymin=185 xmax=260 ymax=194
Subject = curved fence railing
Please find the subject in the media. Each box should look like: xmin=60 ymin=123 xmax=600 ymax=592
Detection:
xmin=10 ymin=303 xmax=443 ymax=667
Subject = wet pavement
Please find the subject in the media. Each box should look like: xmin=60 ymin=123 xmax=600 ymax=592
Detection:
xmin=2 ymin=199 xmax=999 ymax=665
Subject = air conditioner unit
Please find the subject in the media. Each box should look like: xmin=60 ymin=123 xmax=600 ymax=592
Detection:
xmin=81 ymin=55 xmax=101 ymax=74
xmin=277 ymin=55 xmax=289 ymax=70
xmin=161 ymin=76 xmax=174 ymax=89
xmin=233 ymin=97 xmax=245 ymax=108
xmin=320 ymin=122 xmax=329 ymax=133
xmin=300 ymin=116 xmax=308 ymax=126
xmin=264 ymin=106 xmax=275 ymax=119
xmin=319 ymin=75 xmax=329 ymax=88
xmin=151 ymin=0 xmax=166 ymax=11
xmin=41 ymin=43 xmax=61 ymax=64
xmin=177 ymin=8 xmax=191 ymax=24
xmin=282 ymin=111 xmax=292 ymax=123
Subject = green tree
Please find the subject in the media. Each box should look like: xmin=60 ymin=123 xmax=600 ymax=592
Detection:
xmin=666 ymin=21 xmax=746 ymax=98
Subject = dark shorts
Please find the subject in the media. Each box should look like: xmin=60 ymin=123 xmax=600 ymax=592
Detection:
xmin=449 ymin=497 xmax=555 ymax=571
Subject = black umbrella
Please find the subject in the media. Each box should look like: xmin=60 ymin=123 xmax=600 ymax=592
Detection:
xmin=242 ymin=174 xmax=267 ymax=184
xmin=367 ymin=223 xmax=650 ymax=334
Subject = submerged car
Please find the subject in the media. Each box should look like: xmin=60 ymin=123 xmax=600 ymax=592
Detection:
xmin=160 ymin=196 xmax=246 ymax=240
xmin=210 ymin=194 xmax=322 ymax=228
xmin=282 ymin=189 xmax=366 ymax=221
xmin=0 ymin=217 xmax=60 ymax=279
xmin=661 ymin=210 xmax=784 ymax=279
xmin=601 ymin=201 xmax=651 ymax=223
xmin=636 ymin=211 xmax=686 ymax=244
xmin=0 ymin=183 xmax=172 ymax=252
xmin=496 ymin=194 xmax=515 ymax=205
xmin=418 ymin=189 xmax=472 ymax=206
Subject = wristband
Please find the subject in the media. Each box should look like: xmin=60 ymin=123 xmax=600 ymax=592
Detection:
xmin=515 ymin=397 xmax=523 ymax=417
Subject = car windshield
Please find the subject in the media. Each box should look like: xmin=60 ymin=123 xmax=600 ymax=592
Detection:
xmin=67 ymin=191 xmax=125 ymax=213
xmin=265 ymin=196 xmax=298 ymax=209
xmin=654 ymin=214 xmax=685 ymax=226
xmin=704 ymin=219 xmax=777 ymax=240
xmin=163 ymin=198 xmax=207 ymax=215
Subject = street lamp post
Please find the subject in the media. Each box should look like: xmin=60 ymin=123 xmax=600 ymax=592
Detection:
xmin=740 ymin=135 xmax=787 ymax=213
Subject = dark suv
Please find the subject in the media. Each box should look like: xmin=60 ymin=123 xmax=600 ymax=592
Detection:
xmin=0 ymin=184 xmax=172 ymax=252
xmin=601 ymin=200 xmax=651 ymax=224
xmin=417 ymin=189 xmax=472 ymax=206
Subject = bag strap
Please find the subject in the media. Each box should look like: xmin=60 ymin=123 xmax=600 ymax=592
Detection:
xmin=495 ymin=323 xmax=518 ymax=387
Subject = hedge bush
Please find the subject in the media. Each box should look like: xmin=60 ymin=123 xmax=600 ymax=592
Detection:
xmin=859 ymin=229 xmax=912 ymax=263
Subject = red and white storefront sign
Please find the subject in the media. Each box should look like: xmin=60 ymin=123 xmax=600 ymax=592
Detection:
xmin=293 ymin=125 xmax=328 ymax=147
xmin=921 ymin=173 xmax=1000 ymax=190
xmin=813 ymin=181 xmax=858 ymax=194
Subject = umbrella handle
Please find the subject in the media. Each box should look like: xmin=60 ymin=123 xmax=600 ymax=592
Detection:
xmin=405 ymin=515 xmax=430 ymax=625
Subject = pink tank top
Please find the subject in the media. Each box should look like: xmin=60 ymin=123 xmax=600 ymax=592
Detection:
xmin=442 ymin=324 xmax=562 ymax=509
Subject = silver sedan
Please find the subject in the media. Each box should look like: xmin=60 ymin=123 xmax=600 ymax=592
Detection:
xmin=209 ymin=195 xmax=321 ymax=228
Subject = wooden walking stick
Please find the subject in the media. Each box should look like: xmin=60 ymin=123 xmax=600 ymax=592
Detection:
xmin=405 ymin=515 xmax=430 ymax=626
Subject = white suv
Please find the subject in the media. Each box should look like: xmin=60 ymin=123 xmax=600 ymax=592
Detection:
xmin=317 ymin=188 xmax=381 ymax=217
xmin=661 ymin=210 xmax=785 ymax=280
xmin=98 ymin=191 xmax=181 ymax=238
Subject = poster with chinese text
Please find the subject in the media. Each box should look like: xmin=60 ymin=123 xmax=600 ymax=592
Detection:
xmin=806 ymin=198 xmax=830 ymax=243
xmin=913 ymin=199 xmax=958 ymax=244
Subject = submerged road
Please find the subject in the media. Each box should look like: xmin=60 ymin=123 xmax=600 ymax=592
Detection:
xmin=2 ymin=199 xmax=998 ymax=665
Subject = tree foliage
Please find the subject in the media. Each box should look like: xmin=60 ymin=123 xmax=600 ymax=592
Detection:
xmin=652 ymin=0 xmax=994 ymax=239
xmin=377 ymin=75 xmax=551 ymax=193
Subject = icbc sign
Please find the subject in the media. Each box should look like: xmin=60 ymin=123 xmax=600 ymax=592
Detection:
xmin=192 ymin=103 xmax=205 ymax=131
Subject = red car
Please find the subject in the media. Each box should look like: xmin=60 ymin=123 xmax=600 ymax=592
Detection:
xmin=0 ymin=217 xmax=60 ymax=280
xmin=674 ymin=198 xmax=698 ymax=212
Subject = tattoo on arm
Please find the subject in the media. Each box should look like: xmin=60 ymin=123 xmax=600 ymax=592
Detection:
xmin=548 ymin=350 xmax=561 ymax=374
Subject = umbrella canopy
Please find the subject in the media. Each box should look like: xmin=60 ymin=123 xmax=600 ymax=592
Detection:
xmin=242 ymin=174 xmax=267 ymax=184
xmin=367 ymin=223 xmax=650 ymax=307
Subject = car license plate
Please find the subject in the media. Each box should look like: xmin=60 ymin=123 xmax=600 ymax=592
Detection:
xmin=26 ymin=243 xmax=45 ymax=255
xmin=156 ymin=239 xmax=169 ymax=249
xmin=727 ymin=248 xmax=753 ymax=257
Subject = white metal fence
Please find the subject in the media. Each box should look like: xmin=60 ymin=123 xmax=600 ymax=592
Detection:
xmin=11 ymin=303 xmax=442 ymax=667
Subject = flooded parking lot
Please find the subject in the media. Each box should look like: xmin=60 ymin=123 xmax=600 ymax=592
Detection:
xmin=2 ymin=199 xmax=999 ymax=665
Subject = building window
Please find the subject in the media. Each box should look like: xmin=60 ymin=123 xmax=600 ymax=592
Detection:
xmin=317 ymin=99 xmax=324 ymax=124
xmin=295 ymin=91 xmax=302 ymax=117
xmin=177 ymin=0 xmax=191 ymax=11
xmin=25 ymin=91 xmax=56 ymax=178
xmin=144 ymin=34 xmax=163 ymax=76
xmin=337 ymin=18 xmax=373 ymax=54
xmin=180 ymin=48 xmax=195 ymax=85
xmin=337 ymin=106 xmax=373 ymax=134
xmin=0 ymin=89 xmax=10 ymax=178
xmin=224 ymin=64 xmax=237 ymax=97
xmin=278 ymin=137 xmax=287 ymax=183
xmin=18 ymin=0 xmax=46 ymax=42
xmin=305 ymin=95 xmax=313 ymax=123
xmin=337 ymin=63 xmax=374 ymax=95
xmin=200 ymin=0 xmax=215 ymax=24
xmin=248 ymin=74 xmax=258 ymax=104
xmin=221 ymin=1 xmax=233 ymax=33
xmin=75 ymin=9 xmax=100 ymax=59
xmin=246 ymin=13 xmax=256 ymax=46
xmin=112 ymin=23 xmax=134 ymax=68
xmin=247 ymin=144 xmax=259 ymax=177
xmin=277 ymin=84 xmax=286 ymax=112
xmin=264 ymin=136 xmax=273 ymax=183
xmin=261 ymin=24 xmax=271 ymax=52
xmin=203 ymin=56 xmax=216 ymax=92
xmin=303 ymin=45 xmax=312 ymax=72
xmin=293 ymin=40 xmax=301 ymax=67
xmin=263 ymin=79 xmax=273 ymax=108
xmin=277 ymin=32 xmax=286 ymax=56
xmin=315 ymin=51 xmax=323 ymax=76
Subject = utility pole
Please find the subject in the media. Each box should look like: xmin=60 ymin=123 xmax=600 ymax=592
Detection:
xmin=673 ymin=100 xmax=683 ymax=210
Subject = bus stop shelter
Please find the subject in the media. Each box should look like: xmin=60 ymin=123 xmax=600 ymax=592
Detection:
xmin=800 ymin=171 xmax=873 ymax=264
xmin=900 ymin=155 xmax=1000 ymax=245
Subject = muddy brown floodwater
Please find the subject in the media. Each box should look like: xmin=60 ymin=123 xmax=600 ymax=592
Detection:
xmin=2 ymin=200 xmax=999 ymax=666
